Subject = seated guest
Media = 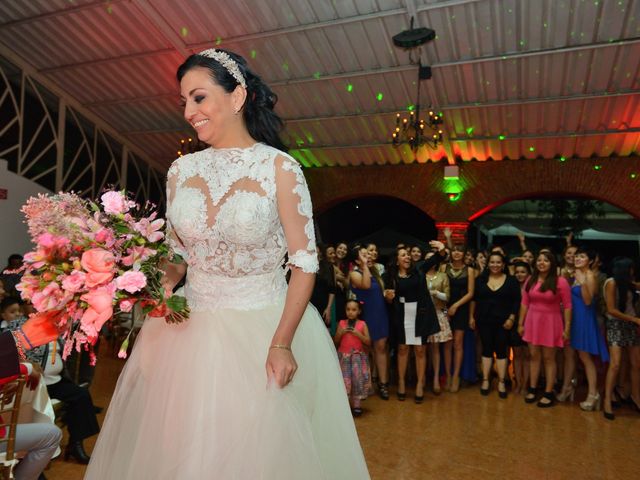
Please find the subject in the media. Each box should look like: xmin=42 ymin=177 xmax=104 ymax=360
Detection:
xmin=4 ymin=311 xmax=100 ymax=464
xmin=1 ymin=323 xmax=62 ymax=480
xmin=0 ymin=254 xmax=24 ymax=297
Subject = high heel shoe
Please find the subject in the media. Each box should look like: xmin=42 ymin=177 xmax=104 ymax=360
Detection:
xmin=378 ymin=382 xmax=390 ymax=401
xmin=524 ymin=386 xmax=537 ymax=404
xmin=480 ymin=378 xmax=490 ymax=396
xmin=397 ymin=390 xmax=406 ymax=401
xmin=603 ymin=408 xmax=615 ymax=420
xmin=498 ymin=380 xmax=508 ymax=399
xmin=630 ymin=396 xmax=640 ymax=413
xmin=556 ymin=384 xmax=575 ymax=402
xmin=580 ymin=393 xmax=601 ymax=411
xmin=537 ymin=391 xmax=556 ymax=408
xmin=614 ymin=385 xmax=630 ymax=404
xmin=445 ymin=376 xmax=452 ymax=392
xmin=433 ymin=380 xmax=441 ymax=396
xmin=450 ymin=376 xmax=460 ymax=393
xmin=64 ymin=440 xmax=91 ymax=464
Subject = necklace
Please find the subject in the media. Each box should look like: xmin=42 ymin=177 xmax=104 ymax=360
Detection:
xmin=448 ymin=264 xmax=464 ymax=278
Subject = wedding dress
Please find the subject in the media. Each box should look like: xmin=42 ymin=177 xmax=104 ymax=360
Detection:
xmin=84 ymin=143 xmax=370 ymax=479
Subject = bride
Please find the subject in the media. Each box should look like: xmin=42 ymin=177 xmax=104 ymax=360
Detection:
xmin=84 ymin=49 xmax=370 ymax=479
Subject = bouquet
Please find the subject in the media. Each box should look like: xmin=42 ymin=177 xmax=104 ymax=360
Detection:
xmin=13 ymin=190 xmax=189 ymax=364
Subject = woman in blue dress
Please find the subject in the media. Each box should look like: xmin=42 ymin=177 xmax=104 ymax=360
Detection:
xmin=349 ymin=245 xmax=390 ymax=399
xmin=570 ymin=248 xmax=609 ymax=411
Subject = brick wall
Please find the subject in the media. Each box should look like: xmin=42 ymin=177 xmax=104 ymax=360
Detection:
xmin=305 ymin=157 xmax=640 ymax=230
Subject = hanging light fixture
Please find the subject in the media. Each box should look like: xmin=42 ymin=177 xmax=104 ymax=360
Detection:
xmin=176 ymin=137 xmax=205 ymax=157
xmin=391 ymin=62 xmax=444 ymax=154
xmin=391 ymin=18 xmax=444 ymax=155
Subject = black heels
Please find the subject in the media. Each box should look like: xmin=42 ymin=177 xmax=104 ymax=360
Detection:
xmin=378 ymin=382 xmax=390 ymax=401
xmin=524 ymin=386 xmax=537 ymax=404
xmin=64 ymin=440 xmax=91 ymax=464
xmin=480 ymin=378 xmax=490 ymax=396
xmin=537 ymin=391 xmax=555 ymax=408
xmin=397 ymin=391 xmax=406 ymax=401
xmin=498 ymin=380 xmax=508 ymax=399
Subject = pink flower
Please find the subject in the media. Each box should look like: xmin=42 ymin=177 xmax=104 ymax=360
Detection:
xmin=37 ymin=232 xmax=69 ymax=250
xmin=95 ymin=228 xmax=116 ymax=247
xmin=16 ymin=274 xmax=40 ymax=300
xmin=121 ymin=246 xmax=156 ymax=267
xmin=101 ymin=191 xmax=133 ymax=215
xmin=80 ymin=287 xmax=114 ymax=338
xmin=118 ymin=298 xmax=135 ymax=313
xmin=133 ymin=217 xmax=165 ymax=243
xmin=115 ymin=271 xmax=147 ymax=294
xmin=81 ymin=249 xmax=116 ymax=288
xmin=23 ymin=250 xmax=47 ymax=269
xmin=31 ymin=282 xmax=72 ymax=312
xmin=61 ymin=270 xmax=86 ymax=293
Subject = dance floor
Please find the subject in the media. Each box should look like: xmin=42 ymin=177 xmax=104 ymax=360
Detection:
xmin=47 ymin=349 xmax=640 ymax=480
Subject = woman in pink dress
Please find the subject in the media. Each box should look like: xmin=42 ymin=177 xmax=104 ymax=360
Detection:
xmin=518 ymin=251 xmax=572 ymax=407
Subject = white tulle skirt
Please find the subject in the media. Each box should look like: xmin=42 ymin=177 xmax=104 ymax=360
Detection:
xmin=84 ymin=300 xmax=370 ymax=479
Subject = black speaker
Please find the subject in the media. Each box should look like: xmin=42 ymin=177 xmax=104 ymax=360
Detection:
xmin=419 ymin=65 xmax=432 ymax=80
xmin=392 ymin=27 xmax=436 ymax=49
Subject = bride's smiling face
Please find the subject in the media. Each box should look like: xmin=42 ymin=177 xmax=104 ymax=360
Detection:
xmin=180 ymin=67 xmax=239 ymax=147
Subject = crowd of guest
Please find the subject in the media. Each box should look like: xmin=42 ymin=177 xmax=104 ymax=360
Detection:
xmin=314 ymin=232 xmax=640 ymax=421
xmin=1 ymin=228 xmax=639 ymax=477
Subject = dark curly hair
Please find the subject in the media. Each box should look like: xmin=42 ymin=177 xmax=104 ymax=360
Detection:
xmin=177 ymin=49 xmax=287 ymax=152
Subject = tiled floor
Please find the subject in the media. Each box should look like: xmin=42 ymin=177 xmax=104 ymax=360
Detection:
xmin=47 ymin=349 xmax=640 ymax=480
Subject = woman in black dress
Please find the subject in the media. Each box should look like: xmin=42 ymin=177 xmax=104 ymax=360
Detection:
xmin=384 ymin=246 xmax=444 ymax=403
xmin=445 ymin=245 xmax=475 ymax=393
xmin=470 ymin=252 xmax=521 ymax=399
xmin=310 ymin=244 xmax=336 ymax=327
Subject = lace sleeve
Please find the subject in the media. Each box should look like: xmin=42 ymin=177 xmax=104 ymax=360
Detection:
xmin=166 ymin=163 xmax=188 ymax=261
xmin=275 ymin=155 xmax=318 ymax=274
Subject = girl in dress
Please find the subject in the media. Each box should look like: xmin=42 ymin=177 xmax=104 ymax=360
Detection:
xmin=334 ymin=300 xmax=372 ymax=417
xmin=85 ymin=48 xmax=370 ymax=479
xmin=311 ymin=244 xmax=336 ymax=329
xmin=425 ymin=252 xmax=452 ymax=395
xmin=384 ymin=245 xmax=443 ymax=403
xmin=511 ymin=261 xmax=531 ymax=395
xmin=331 ymin=245 xmax=350 ymax=333
xmin=350 ymin=245 xmax=390 ymax=400
xmin=366 ymin=243 xmax=385 ymax=276
xmin=474 ymin=250 xmax=488 ymax=275
xmin=444 ymin=245 xmax=475 ymax=393
xmin=602 ymin=257 xmax=640 ymax=420
xmin=470 ymin=253 xmax=521 ymax=399
xmin=566 ymin=248 xmax=610 ymax=411
xmin=518 ymin=251 xmax=572 ymax=408
xmin=409 ymin=245 xmax=423 ymax=264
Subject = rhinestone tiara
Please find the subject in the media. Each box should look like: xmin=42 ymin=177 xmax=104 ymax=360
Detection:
xmin=196 ymin=48 xmax=246 ymax=88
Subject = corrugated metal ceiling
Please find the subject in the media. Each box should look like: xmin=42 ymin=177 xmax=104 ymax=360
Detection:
xmin=0 ymin=0 xmax=638 ymax=169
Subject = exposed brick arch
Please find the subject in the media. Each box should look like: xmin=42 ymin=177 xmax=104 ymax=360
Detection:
xmin=312 ymin=192 xmax=436 ymax=220
xmin=305 ymin=157 xmax=640 ymax=225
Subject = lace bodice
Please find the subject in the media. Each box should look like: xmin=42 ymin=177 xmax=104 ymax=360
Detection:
xmin=166 ymin=143 xmax=318 ymax=311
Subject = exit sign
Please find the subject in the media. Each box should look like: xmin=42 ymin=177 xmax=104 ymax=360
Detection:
xmin=0 ymin=188 xmax=6 ymax=199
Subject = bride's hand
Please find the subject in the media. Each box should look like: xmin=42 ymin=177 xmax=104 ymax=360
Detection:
xmin=266 ymin=347 xmax=298 ymax=389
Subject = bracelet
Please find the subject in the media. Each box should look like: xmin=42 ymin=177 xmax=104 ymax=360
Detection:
xmin=11 ymin=331 xmax=27 ymax=361
xmin=270 ymin=344 xmax=292 ymax=351
xmin=19 ymin=327 xmax=34 ymax=349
